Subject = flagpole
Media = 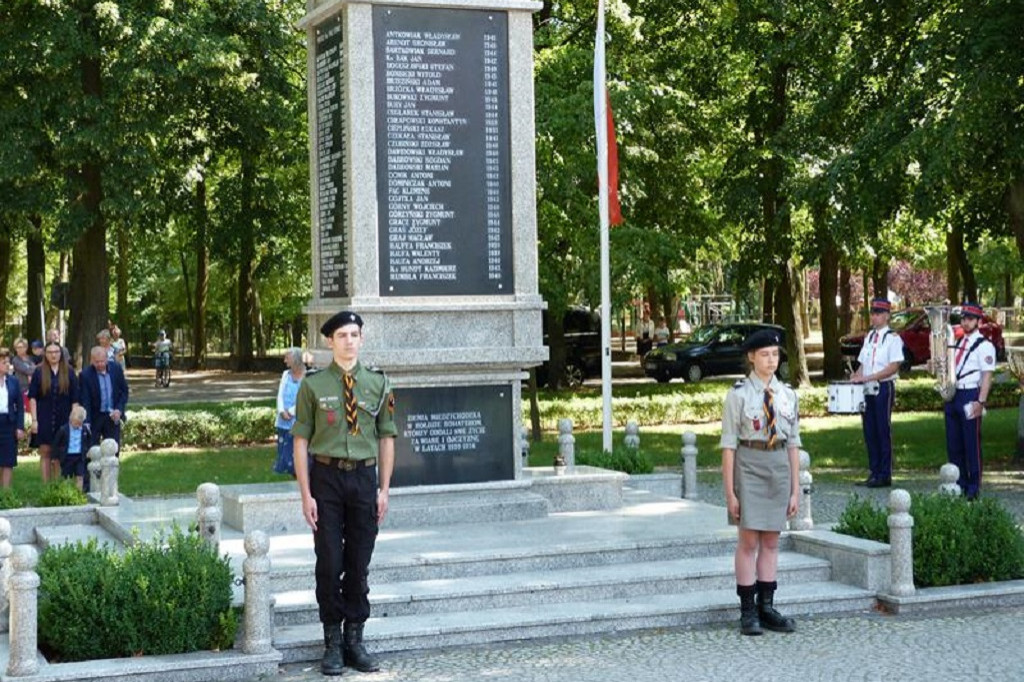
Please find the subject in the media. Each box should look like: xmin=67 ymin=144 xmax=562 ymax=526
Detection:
xmin=594 ymin=0 xmax=613 ymax=453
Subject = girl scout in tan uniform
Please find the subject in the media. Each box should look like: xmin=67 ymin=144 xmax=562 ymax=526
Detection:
xmin=719 ymin=328 xmax=800 ymax=636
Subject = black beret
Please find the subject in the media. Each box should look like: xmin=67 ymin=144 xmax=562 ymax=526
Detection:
xmin=743 ymin=328 xmax=783 ymax=352
xmin=320 ymin=310 xmax=363 ymax=336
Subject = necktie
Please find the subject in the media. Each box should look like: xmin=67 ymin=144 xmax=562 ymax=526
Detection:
xmin=954 ymin=336 xmax=968 ymax=369
xmin=343 ymin=373 xmax=360 ymax=435
xmin=763 ymin=388 xmax=777 ymax=448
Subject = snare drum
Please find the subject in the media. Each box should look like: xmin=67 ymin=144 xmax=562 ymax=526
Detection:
xmin=827 ymin=381 xmax=865 ymax=414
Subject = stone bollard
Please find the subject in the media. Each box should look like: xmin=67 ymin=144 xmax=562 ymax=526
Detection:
xmin=87 ymin=445 xmax=103 ymax=497
xmin=519 ymin=424 xmax=530 ymax=468
xmin=887 ymin=489 xmax=915 ymax=597
xmin=100 ymin=438 xmax=120 ymax=506
xmin=556 ymin=418 xmax=575 ymax=473
xmin=680 ymin=432 xmax=698 ymax=500
xmin=790 ymin=450 xmax=814 ymax=530
xmin=624 ymin=421 xmax=640 ymax=450
xmin=197 ymin=483 xmax=222 ymax=549
xmin=0 ymin=517 xmax=10 ymax=634
xmin=242 ymin=530 xmax=273 ymax=654
xmin=938 ymin=463 xmax=961 ymax=496
xmin=6 ymin=546 xmax=40 ymax=677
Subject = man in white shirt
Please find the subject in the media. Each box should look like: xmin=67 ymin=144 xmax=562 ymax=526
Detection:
xmin=851 ymin=298 xmax=904 ymax=487
xmin=944 ymin=303 xmax=996 ymax=500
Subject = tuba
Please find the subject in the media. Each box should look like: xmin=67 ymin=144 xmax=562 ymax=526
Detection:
xmin=925 ymin=306 xmax=957 ymax=402
xmin=1008 ymin=347 xmax=1024 ymax=384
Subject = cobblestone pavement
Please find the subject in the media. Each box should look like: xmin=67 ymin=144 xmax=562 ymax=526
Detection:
xmin=255 ymin=607 xmax=1024 ymax=682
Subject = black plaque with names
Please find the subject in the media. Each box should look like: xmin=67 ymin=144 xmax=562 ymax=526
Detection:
xmin=315 ymin=14 xmax=348 ymax=298
xmin=392 ymin=385 xmax=514 ymax=487
xmin=374 ymin=6 xmax=513 ymax=296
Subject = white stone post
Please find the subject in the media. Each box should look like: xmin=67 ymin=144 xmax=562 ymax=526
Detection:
xmin=242 ymin=530 xmax=274 ymax=655
xmin=556 ymin=418 xmax=575 ymax=473
xmin=100 ymin=438 xmax=120 ymax=506
xmin=6 ymin=546 xmax=39 ymax=677
xmin=680 ymin=431 xmax=698 ymax=500
xmin=888 ymin=489 xmax=915 ymax=597
xmin=0 ymin=517 xmax=10 ymax=634
xmin=938 ymin=463 xmax=961 ymax=496
xmin=87 ymin=445 xmax=102 ymax=498
xmin=624 ymin=421 xmax=640 ymax=450
xmin=790 ymin=450 xmax=814 ymax=530
xmin=197 ymin=483 xmax=222 ymax=549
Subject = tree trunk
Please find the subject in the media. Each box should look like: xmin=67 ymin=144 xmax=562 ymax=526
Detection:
xmin=861 ymin=270 xmax=870 ymax=330
xmin=67 ymin=14 xmax=108 ymax=369
xmin=762 ymin=278 xmax=774 ymax=323
xmin=820 ymin=244 xmax=844 ymax=380
xmin=26 ymin=217 xmax=46 ymax=342
xmin=871 ymin=255 xmax=888 ymax=300
xmin=777 ymin=262 xmax=809 ymax=388
xmin=839 ymin=265 xmax=852 ymax=336
xmin=947 ymin=223 xmax=976 ymax=303
xmin=235 ymin=154 xmax=256 ymax=371
xmin=945 ymin=229 xmax=961 ymax=303
xmin=115 ymin=222 xmax=128 ymax=330
xmin=0 ymin=228 xmax=11 ymax=331
xmin=1005 ymin=177 xmax=1024 ymax=258
xmin=797 ymin=268 xmax=810 ymax=339
xmin=253 ymin=287 xmax=266 ymax=357
xmin=192 ymin=177 xmax=209 ymax=369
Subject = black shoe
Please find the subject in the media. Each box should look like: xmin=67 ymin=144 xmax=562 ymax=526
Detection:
xmin=737 ymin=584 xmax=763 ymax=636
xmin=756 ymin=581 xmax=796 ymax=633
xmin=855 ymin=477 xmax=874 ymax=487
xmin=866 ymin=478 xmax=891 ymax=488
xmin=343 ymin=622 xmax=380 ymax=673
xmin=321 ymin=623 xmax=343 ymax=676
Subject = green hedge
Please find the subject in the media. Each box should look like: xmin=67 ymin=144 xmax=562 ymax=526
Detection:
xmin=576 ymin=447 xmax=655 ymax=474
xmin=38 ymin=526 xmax=237 ymax=661
xmin=123 ymin=403 xmax=275 ymax=449
xmin=834 ymin=492 xmax=1024 ymax=587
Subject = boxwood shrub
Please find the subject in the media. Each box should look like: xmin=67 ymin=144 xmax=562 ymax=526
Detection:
xmin=576 ymin=448 xmax=655 ymax=474
xmin=834 ymin=492 xmax=1024 ymax=587
xmin=38 ymin=526 xmax=237 ymax=661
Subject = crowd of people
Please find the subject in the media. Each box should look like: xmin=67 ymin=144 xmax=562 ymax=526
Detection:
xmin=0 ymin=322 xmax=130 ymax=491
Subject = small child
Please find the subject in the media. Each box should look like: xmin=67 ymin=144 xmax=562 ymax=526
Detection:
xmin=54 ymin=405 xmax=91 ymax=491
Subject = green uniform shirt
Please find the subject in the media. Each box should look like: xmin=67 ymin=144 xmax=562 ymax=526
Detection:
xmin=292 ymin=360 xmax=397 ymax=459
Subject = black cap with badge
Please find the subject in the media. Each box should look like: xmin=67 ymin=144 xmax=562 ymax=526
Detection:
xmin=320 ymin=310 xmax=364 ymax=337
xmin=743 ymin=328 xmax=782 ymax=352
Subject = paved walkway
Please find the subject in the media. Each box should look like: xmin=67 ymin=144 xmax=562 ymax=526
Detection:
xmin=260 ymin=606 xmax=1023 ymax=681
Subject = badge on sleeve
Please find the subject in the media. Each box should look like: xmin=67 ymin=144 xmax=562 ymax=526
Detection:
xmin=387 ymin=392 xmax=395 ymax=415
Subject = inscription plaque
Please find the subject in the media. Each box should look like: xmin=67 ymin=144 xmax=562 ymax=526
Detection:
xmin=314 ymin=14 xmax=348 ymax=298
xmin=374 ymin=6 xmax=512 ymax=296
xmin=392 ymin=384 xmax=514 ymax=486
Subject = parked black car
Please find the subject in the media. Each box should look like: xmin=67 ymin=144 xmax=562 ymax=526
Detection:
xmin=643 ymin=323 xmax=788 ymax=383
xmin=536 ymin=307 xmax=602 ymax=388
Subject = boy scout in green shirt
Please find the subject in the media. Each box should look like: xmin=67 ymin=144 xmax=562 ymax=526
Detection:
xmin=292 ymin=310 xmax=396 ymax=676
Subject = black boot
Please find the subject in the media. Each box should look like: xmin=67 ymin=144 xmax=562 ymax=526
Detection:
xmin=343 ymin=622 xmax=380 ymax=672
xmin=756 ymin=580 xmax=796 ymax=633
xmin=321 ymin=623 xmax=344 ymax=676
xmin=736 ymin=584 xmax=762 ymax=636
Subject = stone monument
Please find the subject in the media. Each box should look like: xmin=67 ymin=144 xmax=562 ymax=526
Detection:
xmin=298 ymin=0 xmax=546 ymax=487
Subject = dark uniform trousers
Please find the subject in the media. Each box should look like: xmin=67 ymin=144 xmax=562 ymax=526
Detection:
xmin=944 ymin=386 xmax=983 ymax=498
xmin=861 ymin=381 xmax=895 ymax=480
xmin=310 ymin=457 xmax=379 ymax=625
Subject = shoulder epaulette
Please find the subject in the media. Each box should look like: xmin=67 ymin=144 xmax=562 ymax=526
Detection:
xmin=367 ymin=365 xmax=386 ymax=375
xmin=732 ymin=379 xmax=745 ymax=389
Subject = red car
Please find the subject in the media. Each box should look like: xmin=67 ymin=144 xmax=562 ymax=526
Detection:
xmin=840 ymin=307 xmax=1005 ymax=372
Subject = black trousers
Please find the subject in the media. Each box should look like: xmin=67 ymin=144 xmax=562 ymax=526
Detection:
xmin=310 ymin=459 xmax=379 ymax=625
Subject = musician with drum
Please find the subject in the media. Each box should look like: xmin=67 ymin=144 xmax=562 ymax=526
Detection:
xmin=944 ymin=302 xmax=995 ymax=500
xmin=850 ymin=298 xmax=904 ymax=488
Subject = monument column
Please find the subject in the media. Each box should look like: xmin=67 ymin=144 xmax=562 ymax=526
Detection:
xmin=300 ymin=0 xmax=547 ymax=487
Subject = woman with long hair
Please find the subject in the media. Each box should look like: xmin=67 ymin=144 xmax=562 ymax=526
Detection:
xmin=28 ymin=341 xmax=79 ymax=483
xmin=720 ymin=329 xmax=800 ymax=636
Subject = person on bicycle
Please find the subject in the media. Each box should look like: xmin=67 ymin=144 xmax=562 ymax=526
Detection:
xmin=152 ymin=331 xmax=172 ymax=386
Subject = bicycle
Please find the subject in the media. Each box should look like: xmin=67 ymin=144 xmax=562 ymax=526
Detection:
xmin=154 ymin=351 xmax=172 ymax=388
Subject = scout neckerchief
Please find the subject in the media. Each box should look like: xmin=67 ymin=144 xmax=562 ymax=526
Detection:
xmin=343 ymin=372 xmax=360 ymax=435
xmin=763 ymin=387 xmax=777 ymax=448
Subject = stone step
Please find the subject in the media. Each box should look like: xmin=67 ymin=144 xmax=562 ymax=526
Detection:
xmin=271 ymin=551 xmax=831 ymax=626
xmin=262 ymin=532 xmax=743 ymax=592
xmin=273 ymin=581 xmax=876 ymax=663
xmin=34 ymin=523 xmax=123 ymax=552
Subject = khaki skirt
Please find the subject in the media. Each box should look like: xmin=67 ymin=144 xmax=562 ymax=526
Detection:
xmin=730 ymin=444 xmax=791 ymax=531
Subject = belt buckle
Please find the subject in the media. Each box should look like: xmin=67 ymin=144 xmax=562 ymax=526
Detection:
xmin=339 ymin=459 xmax=358 ymax=471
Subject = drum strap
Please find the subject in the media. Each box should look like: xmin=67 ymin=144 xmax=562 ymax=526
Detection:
xmin=955 ymin=337 xmax=986 ymax=381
